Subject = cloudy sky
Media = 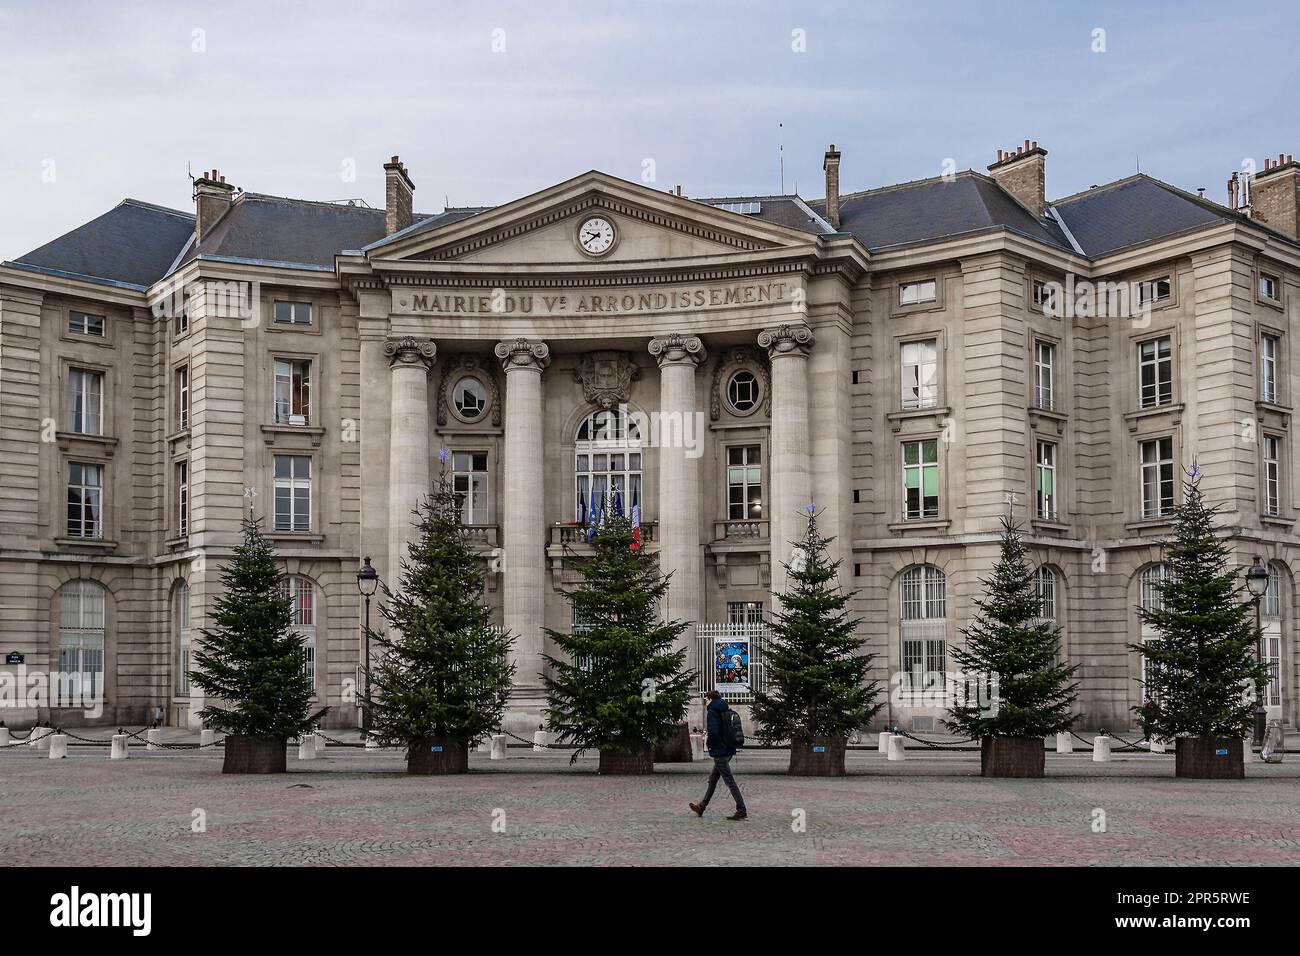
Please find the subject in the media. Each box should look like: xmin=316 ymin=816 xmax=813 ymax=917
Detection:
xmin=1 ymin=0 xmax=1296 ymax=257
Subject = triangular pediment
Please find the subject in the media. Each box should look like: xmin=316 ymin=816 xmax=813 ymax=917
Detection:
xmin=365 ymin=171 xmax=823 ymax=266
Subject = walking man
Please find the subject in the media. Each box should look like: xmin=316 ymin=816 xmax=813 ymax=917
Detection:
xmin=690 ymin=690 xmax=747 ymax=820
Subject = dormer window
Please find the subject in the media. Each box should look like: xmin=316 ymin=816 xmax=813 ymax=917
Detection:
xmin=899 ymin=280 xmax=937 ymax=306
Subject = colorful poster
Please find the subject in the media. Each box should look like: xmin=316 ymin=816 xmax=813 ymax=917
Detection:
xmin=714 ymin=638 xmax=750 ymax=689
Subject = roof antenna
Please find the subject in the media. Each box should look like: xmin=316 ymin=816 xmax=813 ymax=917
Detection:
xmin=1136 ymin=153 xmax=1141 ymax=174
xmin=187 ymin=161 xmax=195 ymax=184
xmin=779 ymin=122 xmax=785 ymax=195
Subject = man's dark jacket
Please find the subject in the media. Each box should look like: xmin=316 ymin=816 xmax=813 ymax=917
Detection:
xmin=705 ymin=696 xmax=736 ymax=758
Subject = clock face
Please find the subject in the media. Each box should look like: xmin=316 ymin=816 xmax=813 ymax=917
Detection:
xmin=577 ymin=217 xmax=615 ymax=257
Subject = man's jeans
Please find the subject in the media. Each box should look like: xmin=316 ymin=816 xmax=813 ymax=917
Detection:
xmin=701 ymin=755 xmax=746 ymax=812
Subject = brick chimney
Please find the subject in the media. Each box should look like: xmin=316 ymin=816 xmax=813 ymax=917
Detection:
xmin=384 ymin=155 xmax=415 ymax=236
xmin=193 ymin=170 xmax=235 ymax=243
xmin=1251 ymin=153 xmax=1299 ymax=238
xmin=823 ymin=144 xmax=842 ymax=229
xmin=988 ymin=140 xmax=1048 ymax=218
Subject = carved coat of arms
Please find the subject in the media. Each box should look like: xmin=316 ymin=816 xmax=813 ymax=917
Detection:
xmin=573 ymin=351 xmax=639 ymax=408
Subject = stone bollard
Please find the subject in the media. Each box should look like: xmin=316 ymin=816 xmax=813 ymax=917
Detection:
xmin=878 ymin=731 xmax=892 ymax=753
xmin=146 ymin=728 xmax=163 ymax=751
xmin=1092 ymin=735 xmax=1112 ymax=762
xmin=1148 ymin=738 xmax=1166 ymax=754
xmin=476 ymin=737 xmax=489 ymax=754
xmin=532 ymin=730 xmax=551 ymax=752
xmin=1056 ymin=732 xmax=1073 ymax=754
xmin=199 ymin=729 xmax=216 ymax=748
xmin=297 ymin=736 xmax=316 ymax=760
xmin=49 ymin=734 xmax=68 ymax=759
xmin=690 ymin=733 xmax=705 ymax=759
xmin=489 ymin=734 xmax=508 ymax=760
xmin=365 ymin=734 xmax=380 ymax=750
xmin=31 ymin=726 xmax=52 ymax=750
xmin=314 ymin=732 xmax=326 ymax=756
xmin=0 ymin=726 xmax=9 ymax=747
xmin=887 ymin=735 xmax=907 ymax=761
xmin=110 ymin=734 xmax=129 ymax=760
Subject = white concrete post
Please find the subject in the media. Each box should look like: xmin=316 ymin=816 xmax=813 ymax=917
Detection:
xmin=1056 ymin=732 xmax=1073 ymax=754
xmin=199 ymin=729 xmax=215 ymax=748
xmin=690 ymin=733 xmax=705 ymax=759
xmin=314 ymin=732 xmax=325 ymax=755
xmin=384 ymin=337 xmax=437 ymax=578
xmin=1148 ymin=738 xmax=1166 ymax=753
xmin=49 ymin=734 xmax=68 ymax=759
xmin=495 ymin=339 xmax=550 ymax=696
xmin=758 ymin=325 xmax=814 ymax=601
xmin=365 ymin=734 xmax=380 ymax=750
xmin=31 ymin=726 xmax=51 ymax=750
xmin=532 ymin=729 xmax=551 ymax=752
xmin=887 ymin=734 xmax=907 ymax=761
xmin=489 ymin=734 xmax=508 ymax=760
xmin=110 ymin=734 xmax=129 ymax=759
xmin=1092 ymin=735 xmax=1112 ymax=762
xmin=146 ymin=728 xmax=162 ymax=751
xmin=0 ymin=727 xmax=10 ymax=746
xmin=298 ymin=736 xmax=316 ymax=760
xmin=648 ymin=334 xmax=707 ymax=672
xmin=878 ymin=731 xmax=892 ymax=753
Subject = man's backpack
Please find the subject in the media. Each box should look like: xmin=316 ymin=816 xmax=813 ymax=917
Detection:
xmin=721 ymin=708 xmax=745 ymax=749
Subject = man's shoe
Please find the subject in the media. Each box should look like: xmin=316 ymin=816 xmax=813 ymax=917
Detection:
xmin=689 ymin=802 xmax=705 ymax=817
xmin=726 ymin=810 xmax=748 ymax=821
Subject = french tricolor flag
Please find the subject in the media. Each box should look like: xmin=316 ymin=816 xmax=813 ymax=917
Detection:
xmin=631 ymin=503 xmax=641 ymax=550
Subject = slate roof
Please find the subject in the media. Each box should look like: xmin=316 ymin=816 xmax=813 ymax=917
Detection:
xmin=7 ymin=169 xmax=1292 ymax=290
xmin=9 ymin=199 xmax=195 ymax=289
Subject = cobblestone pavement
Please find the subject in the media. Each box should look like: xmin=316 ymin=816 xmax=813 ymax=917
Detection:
xmin=3 ymin=735 xmax=1298 ymax=867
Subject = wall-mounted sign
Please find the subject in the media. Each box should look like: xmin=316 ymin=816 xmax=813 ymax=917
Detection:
xmin=5 ymin=652 xmax=23 ymax=665
xmin=714 ymin=638 xmax=749 ymax=691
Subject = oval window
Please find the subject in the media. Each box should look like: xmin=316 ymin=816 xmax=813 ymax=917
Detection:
xmin=727 ymin=370 xmax=759 ymax=413
xmin=453 ymin=377 xmax=487 ymax=420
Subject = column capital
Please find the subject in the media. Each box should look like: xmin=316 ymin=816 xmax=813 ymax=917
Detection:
xmin=758 ymin=323 xmax=814 ymax=358
xmin=494 ymin=337 xmax=551 ymax=372
xmin=648 ymin=334 xmax=707 ymax=369
xmin=384 ymin=336 xmax=437 ymax=370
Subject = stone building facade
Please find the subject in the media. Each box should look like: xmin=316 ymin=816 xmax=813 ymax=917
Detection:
xmin=2 ymin=144 xmax=1298 ymax=734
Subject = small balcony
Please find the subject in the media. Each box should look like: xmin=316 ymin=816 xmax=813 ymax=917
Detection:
xmin=712 ymin=518 xmax=769 ymax=542
xmin=548 ymin=521 xmax=658 ymax=549
xmin=459 ymin=524 xmax=499 ymax=548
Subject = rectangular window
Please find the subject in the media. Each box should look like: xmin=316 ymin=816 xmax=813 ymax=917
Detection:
xmin=1137 ymin=276 xmax=1171 ymax=307
xmin=902 ymin=439 xmax=940 ymax=520
xmin=727 ymin=601 xmax=764 ymax=628
xmin=273 ymin=358 xmax=312 ymax=425
xmin=1032 ymin=279 xmax=1056 ymax=311
xmin=1140 ymin=436 xmax=1174 ymax=519
xmin=274 ymin=301 xmax=312 ymax=325
xmin=727 ymin=445 xmax=763 ymax=519
xmin=1264 ymin=435 xmax=1282 ymax=517
xmin=68 ymin=311 xmax=105 ymax=337
xmin=899 ymin=280 xmax=937 ymax=307
xmin=1035 ymin=440 xmax=1058 ymax=520
xmin=900 ymin=339 xmax=939 ymax=410
xmin=1260 ymin=273 xmax=1279 ymax=301
xmin=452 ymin=451 xmax=489 ymax=524
xmin=66 ymin=462 xmax=103 ymax=538
xmin=176 ymin=310 xmax=188 ymax=336
xmin=67 ymin=368 xmax=103 ymax=435
xmin=273 ymin=455 xmax=311 ymax=532
xmin=1033 ymin=340 xmax=1055 ymax=410
xmin=1260 ymin=333 xmax=1279 ymax=404
xmin=176 ymin=460 xmax=189 ymax=536
xmin=1138 ymin=336 xmax=1173 ymax=408
xmin=176 ymin=365 xmax=190 ymax=431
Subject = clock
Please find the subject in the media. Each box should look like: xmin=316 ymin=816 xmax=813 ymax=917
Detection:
xmin=576 ymin=216 xmax=616 ymax=257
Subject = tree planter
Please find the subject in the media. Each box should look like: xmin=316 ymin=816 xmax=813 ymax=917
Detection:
xmin=223 ymin=735 xmax=286 ymax=774
xmin=980 ymin=736 xmax=1045 ymax=778
xmin=788 ymin=736 xmax=848 ymax=776
xmin=653 ymin=722 xmax=693 ymax=763
xmin=1175 ymin=736 xmax=1244 ymax=779
xmin=407 ymin=738 xmax=470 ymax=775
xmin=598 ymin=747 xmax=654 ymax=774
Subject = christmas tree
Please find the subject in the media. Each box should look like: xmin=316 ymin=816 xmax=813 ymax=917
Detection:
xmin=1131 ymin=471 xmax=1271 ymax=739
xmin=363 ymin=459 xmax=515 ymax=766
xmin=543 ymin=511 xmax=693 ymax=767
xmin=945 ymin=515 xmax=1079 ymax=739
xmin=753 ymin=507 xmax=882 ymax=746
xmin=190 ymin=515 xmax=326 ymax=739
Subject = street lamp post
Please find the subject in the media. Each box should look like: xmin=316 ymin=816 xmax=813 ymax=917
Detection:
xmin=1245 ymin=555 xmax=1270 ymax=749
xmin=356 ymin=556 xmax=379 ymax=739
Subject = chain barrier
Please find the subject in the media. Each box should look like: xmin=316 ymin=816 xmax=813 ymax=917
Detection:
xmin=0 ymin=727 xmax=57 ymax=748
xmin=889 ymin=728 xmax=981 ymax=751
xmin=1068 ymin=729 xmax=1156 ymax=753
xmin=119 ymin=727 xmax=226 ymax=750
xmin=314 ymin=731 xmax=367 ymax=749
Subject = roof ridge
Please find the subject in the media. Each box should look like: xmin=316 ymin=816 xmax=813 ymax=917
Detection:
xmin=241 ymin=191 xmax=384 ymax=211
xmin=1051 ymin=173 xmax=1148 ymax=206
xmin=830 ymin=169 xmax=983 ymax=205
xmin=120 ymin=198 xmax=194 ymax=220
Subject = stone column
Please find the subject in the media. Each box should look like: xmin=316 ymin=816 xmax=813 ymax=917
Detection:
xmin=758 ymin=324 xmax=814 ymax=601
xmin=384 ymin=337 xmax=436 ymax=579
xmin=648 ymin=334 xmax=707 ymax=670
xmin=494 ymin=338 xmax=551 ymax=706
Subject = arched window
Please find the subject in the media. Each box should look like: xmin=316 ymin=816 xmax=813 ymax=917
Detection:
xmin=174 ymin=582 xmax=191 ymax=695
xmin=1262 ymin=564 xmax=1283 ymax=709
xmin=1138 ymin=564 xmax=1172 ymax=701
xmin=574 ymin=408 xmax=642 ymax=522
xmin=58 ymin=580 xmax=105 ymax=706
xmin=279 ymin=576 xmax=316 ymax=688
xmin=900 ymin=565 xmax=946 ymax=695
